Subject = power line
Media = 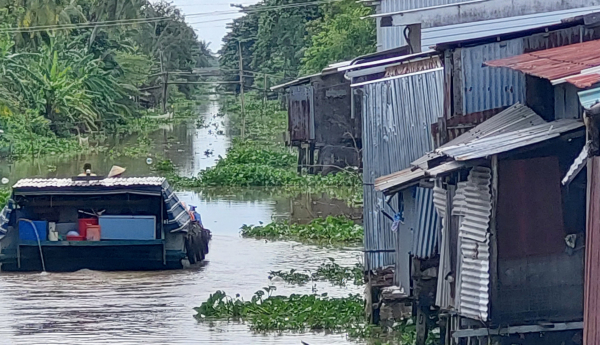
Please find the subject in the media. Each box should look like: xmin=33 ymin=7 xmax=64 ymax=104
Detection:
xmin=0 ymin=11 xmax=240 ymax=34
xmin=0 ymin=0 xmax=344 ymax=34
xmin=241 ymin=0 xmax=342 ymax=12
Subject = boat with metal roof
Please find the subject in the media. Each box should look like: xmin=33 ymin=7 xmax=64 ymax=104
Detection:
xmin=0 ymin=176 xmax=210 ymax=272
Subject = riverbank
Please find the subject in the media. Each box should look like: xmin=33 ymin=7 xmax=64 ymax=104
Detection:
xmin=0 ymin=94 xmax=205 ymax=162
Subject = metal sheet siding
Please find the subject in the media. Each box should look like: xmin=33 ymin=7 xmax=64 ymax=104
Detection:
xmin=380 ymin=0 xmax=474 ymax=13
xmin=434 ymin=185 xmax=453 ymax=309
xmin=377 ymin=0 xmax=473 ymax=50
xmin=362 ymin=69 xmax=444 ymax=270
xmin=421 ymin=5 xmax=600 ymax=49
xmin=378 ymin=23 xmax=407 ymax=51
xmin=453 ymin=166 xmax=492 ymax=320
xmin=461 ymin=41 xmax=526 ymax=115
xmin=396 ymin=189 xmax=416 ymax=289
xmin=413 ymin=187 xmax=440 ymax=259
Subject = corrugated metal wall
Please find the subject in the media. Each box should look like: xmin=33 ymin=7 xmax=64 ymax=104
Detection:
xmin=434 ymin=185 xmax=453 ymax=309
xmin=380 ymin=0 xmax=473 ymax=13
xmin=361 ymin=69 xmax=444 ymax=271
xmin=377 ymin=0 xmax=474 ymax=51
xmin=460 ymin=41 xmax=526 ymax=115
xmin=453 ymin=24 xmax=600 ymax=119
xmin=396 ymin=189 xmax=416 ymax=289
xmin=453 ymin=167 xmax=493 ymax=321
xmin=377 ymin=21 xmax=407 ymax=51
xmin=413 ymin=187 xmax=439 ymax=258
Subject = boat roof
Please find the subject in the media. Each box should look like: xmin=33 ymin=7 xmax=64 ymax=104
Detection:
xmin=12 ymin=177 xmax=167 ymax=196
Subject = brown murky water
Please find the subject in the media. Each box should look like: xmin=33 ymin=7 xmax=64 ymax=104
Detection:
xmin=0 ymin=96 xmax=366 ymax=344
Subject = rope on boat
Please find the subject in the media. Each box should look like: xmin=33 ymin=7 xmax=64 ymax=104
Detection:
xmin=20 ymin=219 xmax=46 ymax=272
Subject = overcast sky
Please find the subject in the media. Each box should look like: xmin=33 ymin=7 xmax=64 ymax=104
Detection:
xmin=167 ymin=0 xmax=261 ymax=53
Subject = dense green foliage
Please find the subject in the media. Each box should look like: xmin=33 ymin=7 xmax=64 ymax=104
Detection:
xmin=219 ymin=0 xmax=376 ymax=87
xmin=240 ymin=215 xmax=363 ymax=244
xmin=0 ymin=189 xmax=9 ymax=208
xmin=301 ymin=0 xmax=376 ymax=74
xmin=195 ymin=288 xmax=365 ymax=333
xmin=0 ymin=0 xmax=215 ymax=159
xmin=269 ymin=258 xmax=364 ymax=286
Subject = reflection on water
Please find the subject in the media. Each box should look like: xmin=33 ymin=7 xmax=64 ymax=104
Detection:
xmin=0 ymin=190 xmax=364 ymax=344
xmin=0 ymin=95 xmax=366 ymax=344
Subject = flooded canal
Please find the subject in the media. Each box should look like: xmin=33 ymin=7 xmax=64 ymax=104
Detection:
xmin=0 ymin=96 xmax=366 ymax=344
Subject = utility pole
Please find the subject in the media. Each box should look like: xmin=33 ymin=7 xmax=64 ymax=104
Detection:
xmin=262 ymin=73 xmax=267 ymax=118
xmin=238 ymin=40 xmax=246 ymax=139
xmin=160 ymin=51 xmax=168 ymax=113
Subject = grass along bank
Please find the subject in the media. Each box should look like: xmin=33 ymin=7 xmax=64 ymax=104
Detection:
xmin=240 ymin=215 xmax=363 ymax=244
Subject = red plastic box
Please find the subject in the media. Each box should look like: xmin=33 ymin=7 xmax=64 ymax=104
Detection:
xmin=78 ymin=218 xmax=97 ymax=238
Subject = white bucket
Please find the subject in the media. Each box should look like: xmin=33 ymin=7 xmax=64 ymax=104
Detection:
xmin=48 ymin=222 xmax=59 ymax=241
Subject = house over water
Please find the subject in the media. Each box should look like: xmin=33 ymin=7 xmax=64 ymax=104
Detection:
xmin=370 ymin=10 xmax=600 ymax=344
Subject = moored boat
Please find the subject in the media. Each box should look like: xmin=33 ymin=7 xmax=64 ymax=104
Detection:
xmin=0 ymin=176 xmax=210 ymax=272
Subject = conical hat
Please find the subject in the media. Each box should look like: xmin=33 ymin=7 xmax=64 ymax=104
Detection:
xmin=107 ymin=165 xmax=126 ymax=178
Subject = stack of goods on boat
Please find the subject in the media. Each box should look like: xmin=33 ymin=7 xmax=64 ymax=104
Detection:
xmin=0 ymin=177 xmax=210 ymax=272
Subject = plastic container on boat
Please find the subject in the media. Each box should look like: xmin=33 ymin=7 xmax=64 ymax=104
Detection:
xmin=78 ymin=218 xmax=97 ymax=238
xmin=19 ymin=220 xmax=48 ymax=241
xmin=48 ymin=222 xmax=59 ymax=241
xmin=99 ymin=215 xmax=156 ymax=240
xmin=66 ymin=234 xmax=85 ymax=241
xmin=86 ymin=225 xmax=101 ymax=241
xmin=56 ymin=222 xmax=78 ymax=239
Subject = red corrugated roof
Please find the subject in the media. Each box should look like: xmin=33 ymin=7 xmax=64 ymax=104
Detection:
xmin=566 ymin=74 xmax=600 ymax=89
xmin=485 ymin=39 xmax=600 ymax=87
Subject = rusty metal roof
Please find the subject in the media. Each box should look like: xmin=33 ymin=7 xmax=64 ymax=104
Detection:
xmin=12 ymin=177 xmax=166 ymax=189
xmin=485 ymin=39 xmax=600 ymax=87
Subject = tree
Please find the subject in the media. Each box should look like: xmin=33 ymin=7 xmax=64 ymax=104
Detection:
xmin=300 ymin=0 xmax=375 ymax=74
xmin=0 ymin=0 xmax=86 ymax=48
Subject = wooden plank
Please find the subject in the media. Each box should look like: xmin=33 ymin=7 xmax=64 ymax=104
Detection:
xmin=585 ymin=156 xmax=600 ymax=345
xmin=453 ymin=321 xmax=583 ymax=338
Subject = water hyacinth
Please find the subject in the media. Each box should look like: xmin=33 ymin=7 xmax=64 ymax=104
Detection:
xmin=240 ymin=215 xmax=363 ymax=244
xmin=194 ymin=288 xmax=365 ymax=333
xmin=269 ymin=258 xmax=364 ymax=286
